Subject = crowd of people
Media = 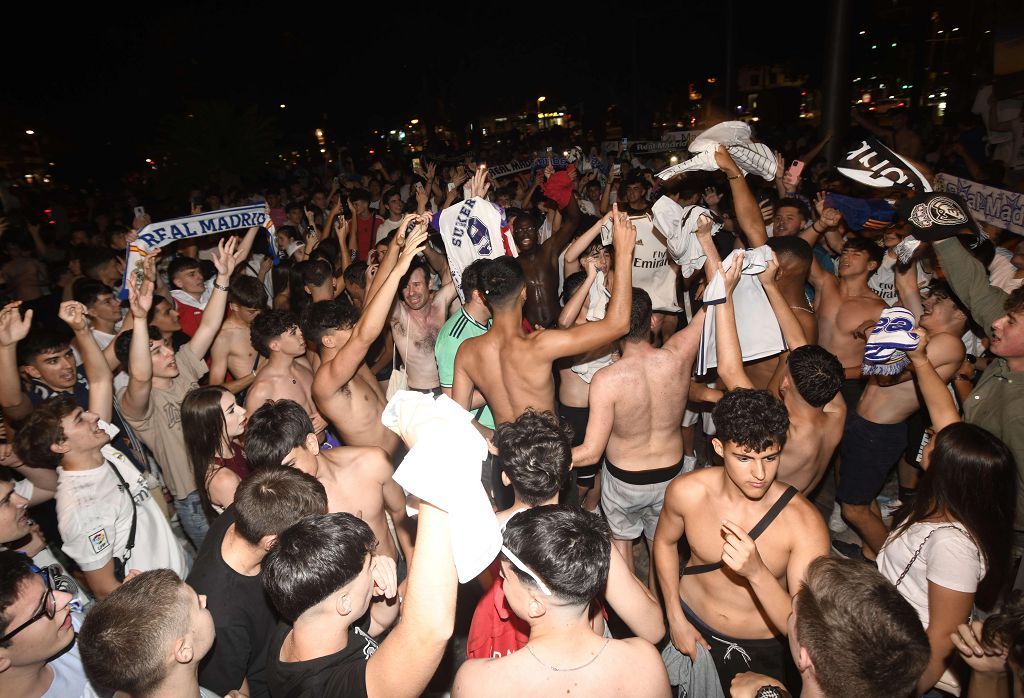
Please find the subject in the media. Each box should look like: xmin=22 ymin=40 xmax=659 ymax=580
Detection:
xmin=1 ymin=99 xmax=1024 ymax=698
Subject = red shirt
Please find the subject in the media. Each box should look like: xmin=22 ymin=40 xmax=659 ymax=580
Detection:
xmin=356 ymin=214 xmax=384 ymax=261
xmin=467 ymin=566 xmax=530 ymax=660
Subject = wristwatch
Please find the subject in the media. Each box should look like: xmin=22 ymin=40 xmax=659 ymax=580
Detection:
xmin=755 ymin=686 xmax=790 ymax=698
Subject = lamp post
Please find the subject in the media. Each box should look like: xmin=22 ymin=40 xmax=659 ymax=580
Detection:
xmin=536 ymin=96 xmax=546 ymax=129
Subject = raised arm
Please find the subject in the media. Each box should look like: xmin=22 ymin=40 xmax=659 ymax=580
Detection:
xmin=186 ymin=236 xmax=241 ymax=358
xmin=543 ymin=187 xmax=582 ymax=258
xmin=907 ymin=329 xmax=961 ymax=432
xmin=558 ymin=260 xmax=598 ymax=328
xmin=759 ymin=253 xmax=808 ymax=350
xmin=716 ymin=147 xmax=768 ymax=247
xmin=564 ymin=211 xmax=611 ymax=270
xmin=716 ymin=254 xmax=755 ymax=390
xmin=119 ymin=261 xmax=156 ymax=420
xmin=933 ymin=237 xmax=1009 ymax=337
xmin=536 ymin=205 xmax=634 ymax=361
xmin=61 ymin=301 xmax=113 ymax=422
xmin=365 ymin=215 xmax=413 ymax=306
xmin=319 ymin=223 xmax=427 ymax=395
xmin=0 ymin=302 xmax=35 ymax=421
xmin=366 ymin=465 xmax=455 ymax=698
xmin=895 ymin=260 xmax=925 ymax=321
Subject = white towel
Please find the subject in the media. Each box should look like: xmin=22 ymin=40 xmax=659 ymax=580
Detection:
xmin=382 ymin=391 xmax=501 ymax=583
xmin=651 ymin=197 xmax=720 ymax=278
xmin=698 ymin=246 xmax=785 ymax=375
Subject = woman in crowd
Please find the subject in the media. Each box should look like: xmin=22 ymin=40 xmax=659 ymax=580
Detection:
xmin=182 ymin=385 xmax=250 ymax=518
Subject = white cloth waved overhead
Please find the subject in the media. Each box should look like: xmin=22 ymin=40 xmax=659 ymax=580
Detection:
xmin=436 ymin=197 xmax=518 ymax=303
xmin=382 ymin=391 xmax=501 ymax=583
xmin=698 ymin=246 xmax=785 ymax=375
xmin=655 ymin=121 xmax=778 ymax=182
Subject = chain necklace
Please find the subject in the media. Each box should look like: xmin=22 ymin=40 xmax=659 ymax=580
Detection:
xmin=524 ymin=638 xmax=610 ymax=672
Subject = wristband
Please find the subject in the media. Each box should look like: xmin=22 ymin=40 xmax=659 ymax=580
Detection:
xmin=727 ymin=173 xmax=742 ymax=180
xmin=213 ymin=281 xmax=229 ymax=292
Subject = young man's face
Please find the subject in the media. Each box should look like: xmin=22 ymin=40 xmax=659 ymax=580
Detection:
xmin=920 ymin=293 xmax=965 ymax=332
xmin=881 ymin=226 xmax=909 ymax=250
xmin=150 ymin=338 xmax=180 ymax=379
xmin=0 ymin=572 xmax=75 ymax=669
xmin=229 ymin=303 xmax=262 ymax=326
xmin=401 ymin=268 xmax=430 ymax=311
xmin=0 ymin=480 xmax=31 ymax=544
xmin=837 ymin=245 xmax=875 ymax=279
xmin=25 ymin=346 xmax=77 ymax=390
xmin=281 ymin=436 xmax=320 ymax=477
xmin=385 ymin=194 xmax=403 ymax=217
xmin=714 ymin=438 xmax=781 ymax=500
xmin=270 ymin=325 xmax=306 ymax=357
xmin=512 ymin=217 xmax=539 ymax=252
xmin=773 ymin=206 xmax=806 ymax=238
xmin=991 ymin=310 xmax=1024 ymax=360
xmin=173 ymin=267 xmax=206 ymax=296
xmin=286 ymin=209 xmax=303 ymax=226
xmin=97 ymin=259 xmax=125 ymax=287
xmin=625 ymin=183 xmax=646 ymax=204
xmin=312 ymin=192 xmax=327 ymax=210
xmin=56 ymin=407 xmax=112 ymax=456
xmin=88 ymin=293 xmax=123 ymax=325
xmin=151 ymin=300 xmax=182 ymax=334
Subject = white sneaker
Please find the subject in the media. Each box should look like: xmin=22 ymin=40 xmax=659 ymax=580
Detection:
xmin=829 ymin=502 xmax=848 ymax=533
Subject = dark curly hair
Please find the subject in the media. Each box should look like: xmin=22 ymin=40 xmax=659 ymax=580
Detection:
xmin=788 ymin=345 xmax=843 ymax=408
xmin=712 ymin=388 xmax=789 ymax=452
xmin=495 ymin=409 xmax=571 ymax=506
xmin=250 ymin=309 xmax=299 ymax=358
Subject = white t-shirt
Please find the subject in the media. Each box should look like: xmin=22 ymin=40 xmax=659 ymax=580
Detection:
xmin=56 ymin=446 xmax=188 ymax=576
xmin=45 ymin=613 xmax=101 ymax=697
xmin=375 ymin=217 xmax=403 ymax=244
xmin=868 ymin=254 xmax=931 ymax=306
xmin=876 ymin=522 xmax=985 ymax=627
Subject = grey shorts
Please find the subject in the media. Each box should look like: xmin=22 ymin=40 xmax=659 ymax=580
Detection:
xmin=600 ymin=458 xmax=685 ymax=540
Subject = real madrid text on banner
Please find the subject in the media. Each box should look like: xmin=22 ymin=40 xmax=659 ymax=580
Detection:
xmin=836 ymin=139 xmax=931 ymax=191
xmin=118 ymin=203 xmax=279 ymax=299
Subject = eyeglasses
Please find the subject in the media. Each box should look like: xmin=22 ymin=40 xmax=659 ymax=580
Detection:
xmin=0 ymin=572 xmax=57 ymax=643
xmin=500 ymin=545 xmax=552 ymax=596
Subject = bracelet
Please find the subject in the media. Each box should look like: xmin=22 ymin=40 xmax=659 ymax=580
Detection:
xmin=728 ymin=173 xmax=742 ymax=180
xmin=213 ymin=281 xmax=229 ymax=292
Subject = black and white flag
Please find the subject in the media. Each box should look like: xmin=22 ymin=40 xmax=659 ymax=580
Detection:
xmin=836 ymin=138 xmax=931 ymax=191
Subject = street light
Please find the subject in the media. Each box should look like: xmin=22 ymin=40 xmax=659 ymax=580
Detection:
xmin=25 ymin=129 xmax=34 ymax=135
xmin=536 ymin=96 xmax=546 ymax=129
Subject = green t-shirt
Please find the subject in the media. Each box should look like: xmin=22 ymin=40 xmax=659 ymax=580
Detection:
xmin=435 ymin=308 xmax=494 ymax=429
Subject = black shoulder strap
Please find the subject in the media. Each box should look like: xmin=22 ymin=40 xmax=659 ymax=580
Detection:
xmin=683 ymin=486 xmax=799 ymax=575
xmin=107 ymin=457 xmax=138 ymax=560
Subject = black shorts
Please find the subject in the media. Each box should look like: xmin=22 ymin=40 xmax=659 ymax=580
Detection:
xmin=904 ymin=409 xmax=928 ymax=466
xmin=837 ymin=414 xmax=907 ymax=505
xmin=558 ymin=403 xmax=598 ymax=485
xmin=839 ymin=377 xmax=866 ymax=419
xmin=681 ymin=598 xmax=801 ymax=695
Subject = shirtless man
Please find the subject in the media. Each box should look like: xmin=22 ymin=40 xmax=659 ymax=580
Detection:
xmin=570 ymin=281 xmax=705 ymax=578
xmin=716 ymin=252 xmax=845 ymax=494
xmin=512 ymin=176 xmax=582 ymax=328
xmin=653 ymin=389 xmax=830 ymax=694
xmin=453 ymin=504 xmax=670 ymax=698
xmin=835 ymin=277 xmax=967 ymax=558
xmin=245 ymin=309 xmax=327 ymax=440
xmin=765 ymin=236 xmax=817 ymax=343
xmin=309 ymin=216 xmax=427 ymax=457
xmin=453 ymin=206 xmax=635 ymax=426
xmin=808 ymin=229 xmax=887 ymax=412
xmin=389 ymin=254 xmax=457 ymax=392
xmin=208 ymin=275 xmax=266 ymax=395
xmin=244 ymin=399 xmax=413 ymax=567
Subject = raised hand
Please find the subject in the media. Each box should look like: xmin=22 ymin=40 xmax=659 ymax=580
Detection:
xmin=400 ymin=222 xmax=429 ymax=263
xmin=907 ymin=327 xmax=930 ymax=364
xmin=370 ymin=554 xmax=398 ymax=599
xmin=714 ymin=144 xmax=742 ymax=178
xmin=127 ymin=265 xmax=154 ymax=319
xmin=724 ymin=251 xmax=745 ymax=295
xmin=819 ymin=207 xmax=842 ymax=230
xmin=814 ymin=191 xmax=827 ymax=217
xmin=395 ymin=214 xmax=418 ymax=247
xmin=0 ymin=301 xmax=32 ymax=347
xmin=211 ymin=236 xmax=242 ymax=278
xmin=468 ymin=165 xmax=491 ymax=200
xmin=58 ymin=301 xmax=89 ymax=333
xmin=774 ymin=151 xmax=785 ymax=181
xmin=610 ymin=204 xmax=637 ymax=252
xmin=757 ymin=250 xmax=780 ymax=288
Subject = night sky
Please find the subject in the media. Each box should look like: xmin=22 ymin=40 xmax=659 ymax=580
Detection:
xmin=5 ymin=4 xmax=833 ymax=182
